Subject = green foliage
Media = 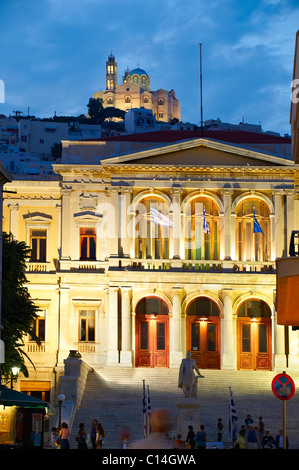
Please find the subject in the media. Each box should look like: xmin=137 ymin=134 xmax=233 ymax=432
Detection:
xmin=1 ymin=232 xmax=39 ymax=379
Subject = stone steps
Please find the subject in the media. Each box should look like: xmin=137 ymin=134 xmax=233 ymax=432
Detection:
xmin=70 ymin=367 xmax=299 ymax=449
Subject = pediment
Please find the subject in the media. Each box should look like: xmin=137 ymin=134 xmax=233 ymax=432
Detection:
xmin=73 ymin=211 xmax=102 ymax=224
xmin=101 ymin=138 xmax=293 ymax=167
xmin=23 ymin=212 xmax=52 ymax=222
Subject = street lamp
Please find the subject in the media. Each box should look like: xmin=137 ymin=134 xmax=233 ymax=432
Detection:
xmin=57 ymin=393 xmax=65 ymax=429
xmin=10 ymin=366 xmax=20 ymax=388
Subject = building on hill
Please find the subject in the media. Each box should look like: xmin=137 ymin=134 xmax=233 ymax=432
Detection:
xmin=93 ymin=53 xmax=181 ymax=123
xmin=2 ymin=128 xmax=299 ymax=409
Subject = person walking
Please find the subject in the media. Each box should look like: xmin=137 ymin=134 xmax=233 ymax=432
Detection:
xmin=275 ymin=429 xmax=289 ymax=449
xmin=129 ymin=408 xmax=174 ymax=449
xmin=195 ymin=425 xmax=207 ymax=449
xmin=96 ymin=422 xmax=105 ymax=449
xmin=217 ymin=418 xmax=223 ymax=441
xmin=262 ymin=430 xmax=275 ymax=449
xmin=76 ymin=423 xmax=88 ymax=449
xmin=244 ymin=424 xmax=261 ymax=449
xmin=58 ymin=422 xmax=70 ymax=449
xmin=186 ymin=425 xmax=196 ymax=449
xmin=90 ymin=419 xmax=98 ymax=449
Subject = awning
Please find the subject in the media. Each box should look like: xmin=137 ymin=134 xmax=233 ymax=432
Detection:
xmin=0 ymin=385 xmax=53 ymax=412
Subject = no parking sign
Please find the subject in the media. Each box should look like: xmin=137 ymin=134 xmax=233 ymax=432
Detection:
xmin=272 ymin=372 xmax=295 ymax=400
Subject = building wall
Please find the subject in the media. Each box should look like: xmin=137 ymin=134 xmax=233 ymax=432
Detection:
xmin=3 ymin=141 xmax=299 ymax=408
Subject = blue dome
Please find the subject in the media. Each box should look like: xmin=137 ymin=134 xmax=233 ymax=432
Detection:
xmin=130 ymin=67 xmax=148 ymax=77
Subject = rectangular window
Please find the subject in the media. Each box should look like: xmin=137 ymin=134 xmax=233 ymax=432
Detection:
xmin=79 ymin=310 xmax=95 ymax=342
xmin=30 ymin=230 xmax=47 ymax=261
xmin=140 ymin=322 xmax=149 ymax=350
xmin=259 ymin=324 xmax=268 ymax=353
xmin=29 ymin=313 xmax=45 ymax=342
xmin=242 ymin=324 xmax=251 ymax=352
xmin=156 ymin=322 xmax=165 ymax=350
xmin=191 ymin=323 xmax=200 ymax=351
xmin=207 ymin=324 xmax=216 ymax=351
xmin=80 ymin=228 xmax=96 ymax=260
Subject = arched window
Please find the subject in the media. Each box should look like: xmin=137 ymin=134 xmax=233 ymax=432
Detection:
xmin=238 ymin=299 xmax=271 ymax=318
xmin=236 ymin=199 xmax=270 ymax=261
xmin=135 ymin=197 xmax=171 ymax=259
xmin=158 ymin=98 xmax=164 ymax=105
xmin=133 ymin=75 xmax=138 ymax=84
xmin=187 ymin=297 xmax=219 ymax=318
xmin=136 ymin=297 xmax=168 ymax=316
xmin=107 ymin=97 xmax=113 ymax=105
xmin=143 ymin=96 xmax=149 ymax=103
xmin=184 ymin=197 xmax=220 ymax=260
xmin=125 ymin=96 xmax=131 ymax=103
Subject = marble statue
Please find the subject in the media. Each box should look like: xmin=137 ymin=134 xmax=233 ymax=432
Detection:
xmin=178 ymin=351 xmax=204 ymax=399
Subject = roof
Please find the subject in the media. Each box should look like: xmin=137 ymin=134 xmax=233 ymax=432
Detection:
xmin=89 ymin=129 xmax=292 ymax=145
xmin=0 ymin=385 xmax=52 ymax=410
xmin=129 ymin=67 xmax=148 ymax=77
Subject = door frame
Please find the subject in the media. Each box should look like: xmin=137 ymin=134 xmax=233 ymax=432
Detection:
xmin=186 ymin=316 xmax=221 ymax=369
xmin=237 ymin=317 xmax=272 ymax=370
xmin=135 ymin=314 xmax=169 ymax=368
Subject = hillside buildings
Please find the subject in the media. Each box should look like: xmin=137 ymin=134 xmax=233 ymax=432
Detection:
xmin=93 ymin=53 xmax=181 ymax=123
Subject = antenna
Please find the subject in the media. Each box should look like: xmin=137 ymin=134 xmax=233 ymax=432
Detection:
xmin=199 ymin=43 xmax=203 ymax=130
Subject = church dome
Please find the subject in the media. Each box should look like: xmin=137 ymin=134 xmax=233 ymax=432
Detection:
xmin=130 ymin=67 xmax=148 ymax=77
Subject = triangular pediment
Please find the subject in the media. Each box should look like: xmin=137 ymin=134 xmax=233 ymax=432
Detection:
xmin=101 ymin=138 xmax=293 ymax=167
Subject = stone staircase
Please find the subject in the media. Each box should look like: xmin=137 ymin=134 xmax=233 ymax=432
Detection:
xmin=69 ymin=367 xmax=299 ymax=449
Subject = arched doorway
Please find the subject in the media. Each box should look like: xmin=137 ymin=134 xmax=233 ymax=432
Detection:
xmin=237 ymin=299 xmax=272 ymax=370
xmin=186 ymin=297 xmax=221 ymax=369
xmin=135 ymin=296 xmax=169 ymax=368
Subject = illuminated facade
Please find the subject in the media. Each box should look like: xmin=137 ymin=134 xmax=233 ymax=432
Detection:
xmin=2 ymin=132 xmax=299 ymax=404
xmin=93 ymin=53 xmax=181 ymax=123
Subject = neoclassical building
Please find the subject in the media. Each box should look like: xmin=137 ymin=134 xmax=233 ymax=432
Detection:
xmin=93 ymin=53 xmax=181 ymax=123
xmin=2 ymin=131 xmax=299 ymax=401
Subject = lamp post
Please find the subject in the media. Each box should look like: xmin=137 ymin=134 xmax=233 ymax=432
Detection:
xmin=10 ymin=366 xmax=20 ymax=389
xmin=57 ymin=393 xmax=65 ymax=429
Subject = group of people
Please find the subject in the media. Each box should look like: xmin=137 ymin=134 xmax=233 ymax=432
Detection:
xmin=234 ymin=414 xmax=289 ymax=449
xmin=50 ymin=419 xmax=105 ymax=449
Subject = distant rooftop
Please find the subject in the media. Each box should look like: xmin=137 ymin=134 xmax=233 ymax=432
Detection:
xmin=84 ymin=129 xmax=292 ymax=145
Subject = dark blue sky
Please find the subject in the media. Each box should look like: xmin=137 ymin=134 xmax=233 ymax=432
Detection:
xmin=0 ymin=0 xmax=298 ymax=135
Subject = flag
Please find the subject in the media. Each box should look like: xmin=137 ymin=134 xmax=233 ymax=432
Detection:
xmin=229 ymin=387 xmax=238 ymax=444
xmin=150 ymin=206 xmax=173 ymax=228
xmin=253 ymin=209 xmax=264 ymax=235
xmin=143 ymin=380 xmax=147 ymax=437
xmin=203 ymin=210 xmax=210 ymax=234
xmin=143 ymin=381 xmax=152 ymax=437
xmin=146 ymin=385 xmax=152 ymax=436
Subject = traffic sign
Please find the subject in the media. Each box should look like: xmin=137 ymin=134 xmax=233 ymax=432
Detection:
xmin=272 ymin=372 xmax=295 ymax=400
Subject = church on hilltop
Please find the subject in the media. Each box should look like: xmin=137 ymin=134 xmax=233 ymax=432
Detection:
xmin=93 ymin=53 xmax=181 ymax=123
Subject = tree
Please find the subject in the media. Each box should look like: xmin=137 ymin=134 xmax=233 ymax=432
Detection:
xmin=1 ymin=232 xmax=39 ymax=379
xmin=87 ymin=97 xmax=105 ymax=124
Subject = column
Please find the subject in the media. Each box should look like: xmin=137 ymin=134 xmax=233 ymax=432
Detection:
xmin=171 ymin=189 xmax=182 ymax=259
xmin=286 ymin=190 xmax=295 ymax=255
xmin=170 ymin=287 xmax=183 ymax=367
xmin=119 ymin=190 xmax=131 ymax=258
xmin=107 ymin=286 xmax=119 ymax=364
xmin=120 ymin=286 xmax=133 ymax=365
xmin=60 ymin=186 xmax=72 ymax=260
xmin=221 ymin=289 xmax=236 ymax=369
xmin=273 ymin=311 xmax=287 ymax=370
xmin=57 ymin=282 xmax=70 ymax=364
xmin=108 ymin=189 xmax=119 ymax=262
xmin=273 ymin=191 xmax=283 ymax=259
xmin=222 ymin=189 xmax=233 ymax=260
xmin=8 ymin=203 xmax=19 ymax=239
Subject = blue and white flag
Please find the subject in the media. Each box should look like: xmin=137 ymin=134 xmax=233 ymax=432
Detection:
xmin=150 ymin=206 xmax=173 ymax=228
xmin=203 ymin=210 xmax=210 ymax=234
xmin=229 ymin=387 xmax=238 ymax=443
xmin=253 ymin=209 xmax=264 ymax=235
xmin=143 ymin=380 xmax=152 ymax=437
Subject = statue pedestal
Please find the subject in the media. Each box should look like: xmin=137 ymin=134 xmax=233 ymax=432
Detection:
xmin=175 ymin=398 xmax=201 ymax=438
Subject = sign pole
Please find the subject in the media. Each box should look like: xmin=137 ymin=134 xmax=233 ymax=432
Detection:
xmin=283 ymin=399 xmax=286 ymax=449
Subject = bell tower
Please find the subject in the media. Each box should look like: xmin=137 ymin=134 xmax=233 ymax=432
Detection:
xmin=106 ymin=53 xmax=117 ymax=90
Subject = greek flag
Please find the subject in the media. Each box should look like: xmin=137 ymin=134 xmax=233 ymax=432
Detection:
xmin=253 ymin=209 xmax=264 ymax=235
xmin=229 ymin=387 xmax=238 ymax=443
xmin=143 ymin=380 xmax=151 ymax=437
xmin=150 ymin=206 xmax=173 ymax=228
xmin=203 ymin=210 xmax=210 ymax=234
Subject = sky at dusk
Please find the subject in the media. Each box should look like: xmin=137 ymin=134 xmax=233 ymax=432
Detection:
xmin=0 ymin=0 xmax=298 ymax=136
